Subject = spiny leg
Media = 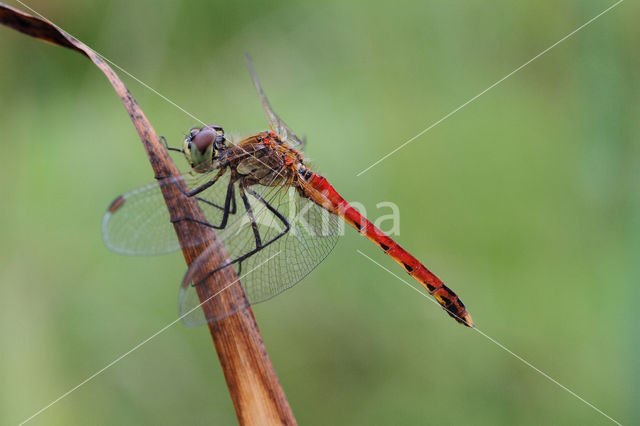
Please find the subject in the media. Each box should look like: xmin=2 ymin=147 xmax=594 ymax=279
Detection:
xmin=185 ymin=167 xmax=227 ymax=197
xmin=155 ymin=165 xmax=226 ymax=196
xmin=245 ymin=186 xmax=291 ymax=234
xmin=240 ymin=184 xmax=263 ymax=249
xmin=192 ymin=183 xmax=291 ymax=286
xmin=153 ymin=137 xmax=184 ymax=180
xmin=194 ymin=180 xmax=236 ymax=214
xmin=171 ymin=178 xmax=236 ymax=230
xmin=161 ymin=135 xmax=184 ymax=154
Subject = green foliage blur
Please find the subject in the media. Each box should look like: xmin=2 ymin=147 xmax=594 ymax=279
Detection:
xmin=1 ymin=0 xmax=637 ymax=424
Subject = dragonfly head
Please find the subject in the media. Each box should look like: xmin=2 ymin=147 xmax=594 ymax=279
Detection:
xmin=183 ymin=125 xmax=225 ymax=172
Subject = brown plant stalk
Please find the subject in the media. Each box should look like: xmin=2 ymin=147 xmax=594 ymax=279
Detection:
xmin=0 ymin=3 xmax=295 ymax=424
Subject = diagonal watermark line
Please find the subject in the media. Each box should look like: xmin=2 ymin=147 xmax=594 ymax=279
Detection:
xmin=356 ymin=249 xmax=622 ymax=425
xmin=14 ymin=0 xmax=208 ymax=127
xmin=356 ymin=0 xmax=624 ymax=177
xmin=17 ymin=251 xmax=281 ymax=426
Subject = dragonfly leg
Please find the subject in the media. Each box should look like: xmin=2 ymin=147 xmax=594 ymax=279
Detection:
xmin=171 ymin=179 xmax=236 ymax=230
xmin=229 ymin=184 xmax=237 ymax=214
xmin=194 ymin=183 xmax=236 ymax=214
xmin=239 ymin=185 xmax=263 ymax=248
xmin=168 ymin=169 xmax=230 ymax=212
xmin=185 ymin=168 xmax=227 ymax=197
xmin=245 ymin=186 xmax=291 ymax=238
xmin=194 ymin=196 xmax=224 ymax=211
xmin=154 ymin=138 xmax=185 ymax=179
xmin=191 ymin=184 xmax=291 ymax=286
xmin=161 ymin=135 xmax=184 ymax=153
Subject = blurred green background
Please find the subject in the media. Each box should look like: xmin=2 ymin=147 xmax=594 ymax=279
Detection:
xmin=1 ymin=0 xmax=637 ymax=424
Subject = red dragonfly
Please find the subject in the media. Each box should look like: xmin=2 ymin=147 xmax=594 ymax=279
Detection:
xmin=102 ymin=57 xmax=473 ymax=328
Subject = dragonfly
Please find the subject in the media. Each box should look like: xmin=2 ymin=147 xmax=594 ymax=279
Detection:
xmin=102 ymin=56 xmax=473 ymax=328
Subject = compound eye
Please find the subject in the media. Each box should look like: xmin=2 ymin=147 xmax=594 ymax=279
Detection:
xmin=192 ymin=127 xmax=216 ymax=153
xmin=201 ymin=124 xmax=224 ymax=135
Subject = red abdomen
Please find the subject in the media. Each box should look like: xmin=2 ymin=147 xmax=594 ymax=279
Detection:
xmin=307 ymin=173 xmax=473 ymax=327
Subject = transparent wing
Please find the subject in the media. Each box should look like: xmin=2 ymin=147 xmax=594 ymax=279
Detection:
xmin=245 ymin=54 xmax=305 ymax=149
xmin=179 ymin=182 xmax=340 ymax=326
xmin=102 ymin=168 xmax=237 ymax=255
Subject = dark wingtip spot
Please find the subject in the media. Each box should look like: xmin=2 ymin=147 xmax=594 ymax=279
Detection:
xmin=108 ymin=196 xmax=125 ymax=213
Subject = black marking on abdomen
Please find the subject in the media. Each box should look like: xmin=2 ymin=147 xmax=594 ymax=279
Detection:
xmin=440 ymin=296 xmax=454 ymax=309
xmin=443 ymin=286 xmax=457 ymax=298
xmin=456 ymin=298 xmax=466 ymax=310
xmin=402 ymin=262 xmax=414 ymax=273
